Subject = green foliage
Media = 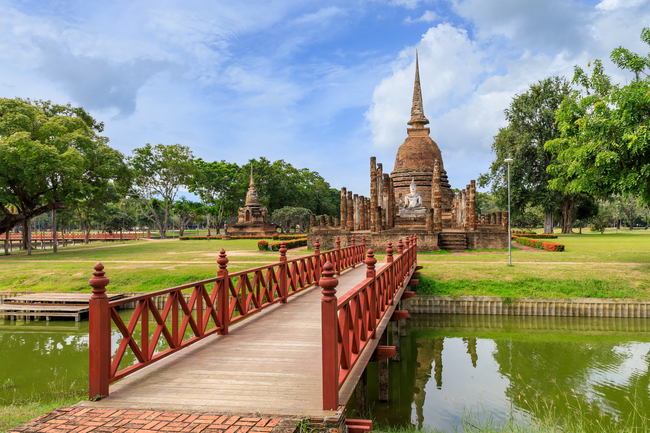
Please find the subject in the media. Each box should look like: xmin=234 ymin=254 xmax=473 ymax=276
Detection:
xmin=513 ymin=236 xmax=565 ymax=251
xmin=546 ymin=28 xmax=650 ymax=206
xmin=128 ymin=143 xmax=196 ymax=238
xmin=511 ymin=208 xmax=543 ymax=231
xmin=0 ymin=98 xmax=127 ymax=235
xmin=479 ymin=77 xmax=573 ymax=232
xmin=270 ymin=206 xmax=313 ymax=233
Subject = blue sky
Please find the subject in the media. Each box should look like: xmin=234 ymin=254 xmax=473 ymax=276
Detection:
xmin=1 ymin=0 xmax=649 ymax=198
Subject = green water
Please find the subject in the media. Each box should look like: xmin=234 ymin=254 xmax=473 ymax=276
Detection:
xmin=2 ymin=312 xmax=650 ymax=431
xmin=353 ymin=314 xmax=650 ymax=431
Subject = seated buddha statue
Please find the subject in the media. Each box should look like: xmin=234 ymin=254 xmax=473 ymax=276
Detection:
xmin=399 ymin=178 xmax=427 ymax=217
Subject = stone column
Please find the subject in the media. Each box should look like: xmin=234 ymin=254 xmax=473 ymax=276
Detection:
xmin=389 ymin=178 xmax=396 ymax=228
xmin=366 ymin=198 xmax=371 ymax=230
xmin=370 ymin=157 xmax=377 ymax=233
xmin=496 ymin=211 xmax=502 ymax=226
xmin=354 ymin=368 xmax=369 ymax=418
xmin=354 ymin=194 xmax=359 ymax=231
xmin=382 ymin=174 xmax=390 ymax=227
xmin=469 ymin=180 xmax=477 ymax=231
xmin=491 ymin=213 xmax=496 ymax=225
xmin=334 ymin=217 xmax=339 ymax=227
xmin=375 ymin=206 xmax=382 ymax=232
xmin=341 ymin=187 xmax=347 ymax=230
xmin=451 ymin=195 xmax=457 ymax=229
xmin=310 ymin=214 xmax=316 ymax=232
xmin=465 ymin=184 xmax=471 ymax=230
xmin=377 ymin=164 xmax=384 ymax=209
xmin=432 ymin=159 xmax=442 ymax=231
xmin=425 ymin=208 xmax=433 ymax=232
xmin=501 ymin=211 xmax=508 ymax=229
xmin=328 ymin=215 xmax=333 ymax=227
xmin=347 ymin=191 xmax=354 ymax=230
xmin=320 ymin=215 xmax=326 ymax=227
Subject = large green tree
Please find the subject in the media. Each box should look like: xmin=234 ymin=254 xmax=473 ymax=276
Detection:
xmin=0 ymin=98 xmax=126 ymax=246
xmin=546 ymin=28 xmax=650 ymax=208
xmin=479 ymin=77 xmax=573 ymax=233
xmin=128 ymin=143 xmax=195 ymax=239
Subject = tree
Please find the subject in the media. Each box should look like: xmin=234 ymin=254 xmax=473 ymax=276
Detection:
xmin=546 ymin=28 xmax=650 ymax=210
xmin=0 ymin=98 xmax=126 ymax=247
xmin=128 ymin=143 xmax=195 ymax=239
xmin=173 ymin=198 xmax=206 ymax=237
xmin=573 ymin=194 xmax=599 ymax=234
xmin=190 ymin=159 xmax=240 ymax=234
xmin=270 ymin=207 xmax=313 ymax=233
xmin=478 ymin=77 xmax=573 ymax=233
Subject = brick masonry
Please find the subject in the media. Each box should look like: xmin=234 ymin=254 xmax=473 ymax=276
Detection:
xmin=8 ymin=408 xmax=298 ymax=433
xmin=404 ymin=295 xmax=650 ymax=318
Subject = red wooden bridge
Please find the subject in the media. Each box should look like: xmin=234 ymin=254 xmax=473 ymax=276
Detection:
xmin=80 ymin=235 xmax=419 ymax=422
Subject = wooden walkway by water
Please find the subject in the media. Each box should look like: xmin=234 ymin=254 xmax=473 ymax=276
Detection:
xmin=79 ymin=262 xmax=390 ymax=417
xmin=0 ymin=293 xmax=123 ymax=322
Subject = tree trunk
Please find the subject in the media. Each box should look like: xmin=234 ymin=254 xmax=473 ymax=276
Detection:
xmin=26 ymin=219 xmax=32 ymax=255
xmin=561 ymin=197 xmax=576 ymax=234
xmin=4 ymin=229 xmax=8 ymax=255
xmin=52 ymin=209 xmax=58 ymax=253
xmin=544 ymin=212 xmax=553 ymax=234
xmin=85 ymin=223 xmax=91 ymax=244
xmin=207 ymin=214 xmax=211 ymax=237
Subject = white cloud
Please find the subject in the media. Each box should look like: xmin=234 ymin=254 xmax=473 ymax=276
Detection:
xmin=294 ymin=6 xmax=345 ymax=25
xmin=596 ymin=0 xmax=646 ymax=11
xmin=388 ymin=0 xmax=422 ymax=9
xmin=404 ymin=10 xmax=437 ymax=24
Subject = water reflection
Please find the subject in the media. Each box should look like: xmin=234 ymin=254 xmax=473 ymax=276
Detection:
xmin=0 ymin=309 xmax=192 ymax=405
xmin=358 ymin=314 xmax=650 ymax=431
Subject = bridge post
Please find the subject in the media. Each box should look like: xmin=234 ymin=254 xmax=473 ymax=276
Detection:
xmin=279 ymin=242 xmax=288 ymax=303
xmin=379 ymin=330 xmax=389 ymax=401
xmin=314 ymin=238 xmax=321 ymax=283
xmin=217 ymin=248 xmax=229 ymax=335
xmin=365 ymin=250 xmax=377 ymax=337
xmin=335 ymin=236 xmax=341 ymax=276
xmin=320 ymin=261 xmax=339 ymax=410
xmin=353 ymin=367 xmax=369 ymax=418
xmin=88 ymin=262 xmax=110 ymax=400
xmin=397 ymin=238 xmax=404 ymax=255
xmin=386 ymin=242 xmax=400 ymax=362
xmin=351 ymin=235 xmax=356 ymax=268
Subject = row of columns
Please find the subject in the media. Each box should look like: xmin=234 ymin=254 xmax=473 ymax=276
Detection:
xmin=450 ymin=180 xmax=477 ymax=231
xmin=340 ymin=187 xmax=373 ymax=231
xmin=370 ymin=158 xmax=398 ymax=233
xmin=479 ymin=211 xmax=509 ymax=229
xmin=310 ymin=215 xmax=340 ymax=229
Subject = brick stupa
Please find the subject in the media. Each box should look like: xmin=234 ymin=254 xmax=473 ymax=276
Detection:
xmin=228 ymin=167 xmax=277 ymax=237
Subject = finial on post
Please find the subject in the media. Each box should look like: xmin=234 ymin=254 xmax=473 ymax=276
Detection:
xmin=398 ymin=238 xmax=404 ymax=255
xmin=365 ymin=249 xmax=377 ymax=278
xmin=279 ymin=241 xmax=287 ymax=260
xmin=320 ymin=261 xmax=339 ymax=299
xmin=405 ymin=236 xmax=410 ymax=250
xmin=362 ymin=235 xmax=366 ymax=248
xmin=315 ymin=238 xmax=321 ymax=254
xmin=386 ymin=241 xmax=394 ymax=263
xmin=217 ymin=248 xmax=229 ymax=276
xmin=336 ymin=236 xmax=341 ymax=250
xmin=89 ymin=262 xmax=109 ymax=299
xmin=351 ymin=235 xmax=356 ymax=246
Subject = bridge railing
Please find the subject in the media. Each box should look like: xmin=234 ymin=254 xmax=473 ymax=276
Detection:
xmin=320 ymin=235 xmax=418 ymax=410
xmin=88 ymin=236 xmax=367 ymax=399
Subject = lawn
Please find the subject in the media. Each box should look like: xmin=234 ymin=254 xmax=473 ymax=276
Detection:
xmin=0 ymin=229 xmax=649 ymax=298
xmin=0 ymin=239 xmax=308 ymax=293
xmin=417 ymin=228 xmax=650 ymax=299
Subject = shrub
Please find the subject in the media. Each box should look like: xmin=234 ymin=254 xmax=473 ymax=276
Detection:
xmin=267 ymin=238 xmax=307 ymax=251
xmin=513 ymin=236 xmax=565 ymax=252
xmin=257 ymin=240 xmax=268 ymax=251
xmin=511 ymin=233 xmax=558 ymax=239
xmin=179 ymin=236 xmax=222 ymax=240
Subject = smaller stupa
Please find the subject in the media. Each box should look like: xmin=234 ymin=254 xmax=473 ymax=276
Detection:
xmin=228 ymin=167 xmax=277 ymax=237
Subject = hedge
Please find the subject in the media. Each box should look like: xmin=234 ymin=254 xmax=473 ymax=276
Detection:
xmin=179 ymin=236 xmax=222 ymax=240
xmin=181 ymin=234 xmax=306 ymax=241
xmin=511 ymin=230 xmax=535 ymax=235
xmin=513 ymin=236 xmax=565 ymax=252
xmin=258 ymin=238 xmax=308 ymax=251
xmin=511 ymin=233 xmax=558 ymax=239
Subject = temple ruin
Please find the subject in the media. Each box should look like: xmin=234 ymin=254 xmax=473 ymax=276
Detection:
xmin=308 ymin=53 xmax=509 ymax=252
xmin=228 ymin=167 xmax=277 ymax=237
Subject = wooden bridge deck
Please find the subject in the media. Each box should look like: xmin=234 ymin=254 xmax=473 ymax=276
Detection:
xmin=79 ymin=261 xmax=388 ymax=418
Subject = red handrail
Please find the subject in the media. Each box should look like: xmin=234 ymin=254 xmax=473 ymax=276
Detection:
xmin=321 ymin=235 xmax=417 ymax=410
xmin=88 ymin=238 xmax=367 ymax=399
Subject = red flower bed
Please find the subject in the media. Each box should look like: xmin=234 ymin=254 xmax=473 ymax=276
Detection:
xmin=513 ymin=236 xmax=565 ymax=252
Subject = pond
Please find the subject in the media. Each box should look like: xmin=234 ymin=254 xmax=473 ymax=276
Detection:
xmin=354 ymin=314 xmax=650 ymax=431
xmin=1 ymin=312 xmax=649 ymax=431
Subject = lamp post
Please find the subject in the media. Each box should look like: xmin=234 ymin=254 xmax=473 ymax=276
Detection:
xmin=121 ymin=202 xmax=126 ymax=243
xmin=504 ymin=158 xmax=514 ymax=266
xmin=616 ymin=204 xmax=619 ymax=234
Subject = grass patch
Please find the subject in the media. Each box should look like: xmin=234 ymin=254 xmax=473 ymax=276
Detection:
xmin=419 ymin=250 xmax=453 ymax=255
xmin=466 ymin=248 xmax=509 ymax=253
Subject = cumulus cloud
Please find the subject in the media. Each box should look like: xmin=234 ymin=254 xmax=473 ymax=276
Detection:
xmin=388 ymin=0 xmax=423 ymax=9
xmin=366 ymin=23 xmax=484 ymax=151
xmin=36 ymin=39 xmax=180 ymax=117
xmin=404 ymin=10 xmax=437 ymax=24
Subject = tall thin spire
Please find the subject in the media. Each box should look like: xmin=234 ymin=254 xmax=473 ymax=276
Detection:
xmin=249 ymin=165 xmax=255 ymax=187
xmin=245 ymin=165 xmax=260 ymax=206
xmin=408 ymin=50 xmax=429 ymax=128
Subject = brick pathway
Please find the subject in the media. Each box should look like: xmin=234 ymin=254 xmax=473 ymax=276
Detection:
xmin=8 ymin=407 xmax=296 ymax=433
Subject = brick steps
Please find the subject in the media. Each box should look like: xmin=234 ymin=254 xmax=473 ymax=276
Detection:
xmin=439 ymin=233 xmax=467 ymax=252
